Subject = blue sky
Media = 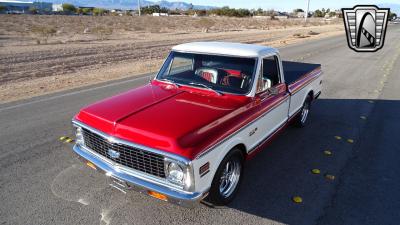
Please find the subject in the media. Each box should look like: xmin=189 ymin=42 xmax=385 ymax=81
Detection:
xmin=186 ymin=0 xmax=399 ymax=11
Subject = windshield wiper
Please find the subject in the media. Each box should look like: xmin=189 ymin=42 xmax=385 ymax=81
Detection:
xmin=158 ymin=78 xmax=180 ymax=88
xmin=188 ymin=82 xmax=224 ymax=96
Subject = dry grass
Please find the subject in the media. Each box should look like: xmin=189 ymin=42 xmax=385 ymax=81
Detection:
xmin=0 ymin=15 xmax=339 ymax=40
xmin=0 ymin=15 xmax=343 ymax=103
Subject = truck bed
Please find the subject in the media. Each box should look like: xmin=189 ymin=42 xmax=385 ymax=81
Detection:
xmin=282 ymin=61 xmax=321 ymax=84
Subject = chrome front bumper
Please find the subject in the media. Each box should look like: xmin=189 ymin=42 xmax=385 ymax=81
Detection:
xmin=73 ymin=144 xmax=206 ymax=207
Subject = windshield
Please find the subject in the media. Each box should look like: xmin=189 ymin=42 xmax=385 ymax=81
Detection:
xmin=156 ymin=51 xmax=257 ymax=95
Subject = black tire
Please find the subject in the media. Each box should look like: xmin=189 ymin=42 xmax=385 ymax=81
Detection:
xmin=295 ymin=95 xmax=312 ymax=128
xmin=207 ymin=148 xmax=244 ymax=206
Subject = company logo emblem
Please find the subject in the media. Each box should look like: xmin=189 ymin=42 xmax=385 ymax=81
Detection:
xmin=342 ymin=5 xmax=390 ymax=52
xmin=107 ymin=149 xmax=120 ymax=159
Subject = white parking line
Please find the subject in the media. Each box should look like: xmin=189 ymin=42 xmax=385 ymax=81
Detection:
xmin=0 ymin=75 xmax=152 ymax=112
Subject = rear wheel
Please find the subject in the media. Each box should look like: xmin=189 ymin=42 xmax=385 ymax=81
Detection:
xmin=207 ymin=148 xmax=244 ymax=206
xmin=295 ymin=95 xmax=312 ymax=127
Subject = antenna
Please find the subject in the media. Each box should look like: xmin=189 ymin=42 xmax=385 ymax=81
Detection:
xmin=305 ymin=0 xmax=310 ymax=23
xmin=137 ymin=0 xmax=141 ymax=16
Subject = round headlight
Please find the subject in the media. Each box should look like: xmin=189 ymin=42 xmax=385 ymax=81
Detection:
xmin=75 ymin=126 xmax=84 ymax=145
xmin=167 ymin=162 xmax=184 ymax=184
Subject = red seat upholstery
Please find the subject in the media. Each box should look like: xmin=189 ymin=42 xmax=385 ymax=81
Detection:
xmin=195 ymin=68 xmax=218 ymax=83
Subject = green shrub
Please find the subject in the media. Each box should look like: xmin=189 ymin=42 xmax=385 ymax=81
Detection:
xmin=140 ymin=5 xmax=168 ymax=14
xmin=209 ymin=6 xmax=251 ymax=17
xmin=28 ymin=6 xmax=37 ymax=14
xmin=62 ymin=3 xmax=76 ymax=13
xmin=93 ymin=8 xmax=106 ymax=16
xmin=82 ymin=8 xmax=92 ymax=15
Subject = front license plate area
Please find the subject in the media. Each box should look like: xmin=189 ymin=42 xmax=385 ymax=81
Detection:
xmin=109 ymin=176 xmax=131 ymax=194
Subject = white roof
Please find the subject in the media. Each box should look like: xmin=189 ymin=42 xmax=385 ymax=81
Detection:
xmin=172 ymin=42 xmax=278 ymax=58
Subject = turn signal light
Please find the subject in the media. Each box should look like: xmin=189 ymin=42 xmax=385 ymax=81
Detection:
xmin=147 ymin=191 xmax=168 ymax=201
xmin=86 ymin=161 xmax=97 ymax=170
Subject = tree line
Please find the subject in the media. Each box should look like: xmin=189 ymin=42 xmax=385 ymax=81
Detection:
xmin=8 ymin=3 xmax=377 ymax=19
xmin=61 ymin=3 xmax=108 ymax=15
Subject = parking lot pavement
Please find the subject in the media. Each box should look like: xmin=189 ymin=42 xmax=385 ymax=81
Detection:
xmin=0 ymin=25 xmax=399 ymax=225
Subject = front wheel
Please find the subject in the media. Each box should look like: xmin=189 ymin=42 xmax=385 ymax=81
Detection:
xmin=295 ymin=95 xmax=312 ymax=127
xmin=207 ymin=148 xmax=244 ymax=206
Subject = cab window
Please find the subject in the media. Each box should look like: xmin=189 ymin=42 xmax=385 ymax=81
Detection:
xmin=257 ymin=56 xmax=281 ymax=93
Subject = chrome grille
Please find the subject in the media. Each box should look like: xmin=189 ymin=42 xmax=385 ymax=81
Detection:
xmin=81 ymin=128 xmax=166 ymax=178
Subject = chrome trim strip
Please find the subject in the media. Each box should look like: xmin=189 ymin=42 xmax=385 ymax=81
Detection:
xmin=196 ymin=94 xmax=290 ymax=159
xmin=79 ymin=143 xmax=184 ymax=191
xmin=72 ymin=120 xmax=191 ymax=165
xmin=73 ymin=144 xmax=205 ymax=208
xmin=314 ymin=91 xmax=322 ymax=99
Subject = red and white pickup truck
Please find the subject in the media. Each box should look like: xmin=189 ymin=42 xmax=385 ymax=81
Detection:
xmin=72 ymin=42 xmax=322 ymax=207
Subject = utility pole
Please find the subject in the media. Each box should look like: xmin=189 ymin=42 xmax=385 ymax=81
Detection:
xmin=305 ymin=0 xmax=310 ymax=23
xmin=137 ymin=0 xmax=141 ymax=16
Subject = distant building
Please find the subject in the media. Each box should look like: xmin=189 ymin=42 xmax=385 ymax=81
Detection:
xmin=0 ymin=0 xmax=52 ymax=13
xmin=275 ymin=15 xmax=288 ymax=20
xmin=152 ymin=12 xmax=168 ymax=17
xmin=275 ymin=11 xmax=289 ymax=20
xmin=296 ymin=12 xmax=306 ymax=18
xmin=0 ymin=0 xmax=32 ymax=13
xmin=33 ymin=1 xmax=51 ymax=12
xmin=52 ymin=3 xmax=62 ymax=12
xmin=253 ymin=11 xmax=288 ymax=20
xmin=253 ymin=15 xmax=272 ymax=19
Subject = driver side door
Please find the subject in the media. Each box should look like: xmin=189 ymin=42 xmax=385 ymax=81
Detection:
xmin=247 ymin=56 xmax=290 ymax=151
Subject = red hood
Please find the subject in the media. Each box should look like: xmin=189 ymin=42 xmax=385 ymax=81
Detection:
xmin=75 ymin=81 xmax=250 ymax=159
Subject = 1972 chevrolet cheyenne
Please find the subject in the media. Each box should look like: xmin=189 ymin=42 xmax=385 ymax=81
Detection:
xmin=72 ymin=42 xmax=323 ymax=207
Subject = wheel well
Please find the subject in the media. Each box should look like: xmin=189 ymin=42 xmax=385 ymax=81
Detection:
xmin=308 ymin=91 xmax=314 ymax=101
xmin=233 ymin=144 xmax=247 ymax=158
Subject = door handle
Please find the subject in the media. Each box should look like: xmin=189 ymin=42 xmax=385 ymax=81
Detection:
xmin=268 ymin=87 xmax=279 ymax=96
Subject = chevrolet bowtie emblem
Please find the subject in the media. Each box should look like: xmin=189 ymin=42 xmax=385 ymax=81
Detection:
xmin=342 ymin=5 xmax=390 ymax=52
xmin=107 ymin=149 xmax=120 ymax=159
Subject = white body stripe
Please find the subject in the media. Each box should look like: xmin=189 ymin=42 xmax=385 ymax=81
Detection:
xmin=190 ymin=52 xmax=323 ymax=194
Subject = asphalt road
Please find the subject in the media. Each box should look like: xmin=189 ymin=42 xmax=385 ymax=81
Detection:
xmin=1 ymin=25 xmax=399 ymax=225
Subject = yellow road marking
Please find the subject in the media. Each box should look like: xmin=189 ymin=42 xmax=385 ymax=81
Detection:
xmin=292 ymin=196 xmax=303 ymax=203
xmin=324 ymin=150 xmax=332 ymax=156
xmin=325 ymin=174 xmax=335 ymax=180
xmin=334 ymin=136 xmax=342 ymax=140
xmin=347 ymin=139 xmax=354 ymax=144
xmin=65 ymin=138 xmax=74 ymax=143
xmin=59 ymin=136 xmax=67 ymax=141
xmin=311 ymin=169 xmax=321 ymax=174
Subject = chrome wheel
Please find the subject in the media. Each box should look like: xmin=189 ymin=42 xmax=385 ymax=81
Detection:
xmin=219 ymin=159 xmax=241 ymax=198
xmin=300 ymin=101 xmax=310 ymax=124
